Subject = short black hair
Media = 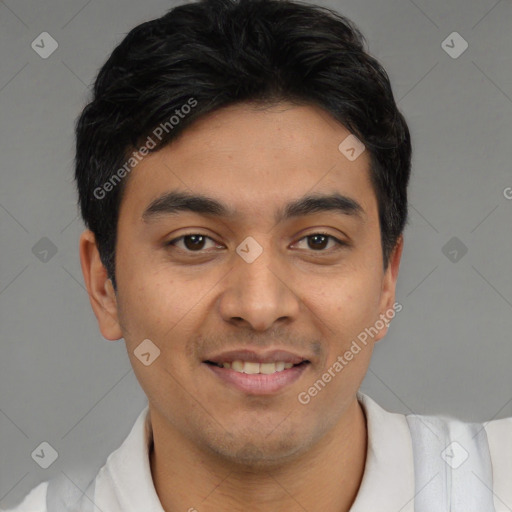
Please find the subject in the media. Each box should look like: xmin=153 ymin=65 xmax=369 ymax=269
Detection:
xmin=75 ymin=0 xmax=411 ymax=291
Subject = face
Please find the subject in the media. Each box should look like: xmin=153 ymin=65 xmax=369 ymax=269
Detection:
xmin=81 ymin=101 xmax=402 ymax=466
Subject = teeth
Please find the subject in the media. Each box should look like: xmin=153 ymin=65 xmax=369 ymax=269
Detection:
xmin=231 ymin=361 xmax=243 ymax=372
xmin=215 ymin=360 xmax=300 ymax=374
xmin=243 ymin=361 xmax=260 ymax=374
xmin=260 ymin=363 xmax=277 ymax=374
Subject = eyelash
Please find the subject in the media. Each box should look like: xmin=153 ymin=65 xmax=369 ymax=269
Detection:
xmin=165 ymin=232 xmax=347 ymax=254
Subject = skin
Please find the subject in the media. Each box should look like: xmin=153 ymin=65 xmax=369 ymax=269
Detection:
xmin=80 ymin=101 xmax=403 ymax=512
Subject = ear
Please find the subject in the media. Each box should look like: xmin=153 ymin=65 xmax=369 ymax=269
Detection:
xmin=373 ymin=235 xmax=404 ymax=342
xmin=79 ymin=230 xmax=123 ymax=341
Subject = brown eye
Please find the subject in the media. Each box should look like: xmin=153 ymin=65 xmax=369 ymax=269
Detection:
xmin=182 ymin=234 xmax=207 ymax=251
xmin=294 ymin=233 xmax=346 ymax=252
xmin=166 ymin=234 xmax=219 ymax=252
xmin=307 ymin=234 xmax=330 ymax=250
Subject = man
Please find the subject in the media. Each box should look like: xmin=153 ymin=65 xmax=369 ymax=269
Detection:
xmin=5 ymin=0 xmax=511 ymax=510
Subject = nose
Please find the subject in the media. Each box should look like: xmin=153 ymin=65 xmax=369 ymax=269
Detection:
xmin=218 ymin=240 xmax=301 ymax=331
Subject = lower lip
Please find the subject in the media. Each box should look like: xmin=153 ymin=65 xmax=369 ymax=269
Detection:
xmin=204 ymin=362 xmax=309 ymax=394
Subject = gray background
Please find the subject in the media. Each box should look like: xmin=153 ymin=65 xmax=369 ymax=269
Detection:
xmin=1 ymin=0 xmax=511 ymax=508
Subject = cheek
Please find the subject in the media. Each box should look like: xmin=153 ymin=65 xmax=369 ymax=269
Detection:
xmin=315 ymin=275 xmax=383 ymax=351
xmin=117 ymin=267 xmax=210 ymax=367
xmin=116 ymin=269 xmax=174 ymax=348
xmin=314 ymin=266 xmax=381 ymax=312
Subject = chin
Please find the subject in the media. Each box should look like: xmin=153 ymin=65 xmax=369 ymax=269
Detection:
xmin=203 ymin=429 xmax=311 ymax=468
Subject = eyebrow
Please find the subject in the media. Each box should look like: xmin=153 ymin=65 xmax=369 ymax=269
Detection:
xmin=142 ymin=190 xmax=365 ymax=224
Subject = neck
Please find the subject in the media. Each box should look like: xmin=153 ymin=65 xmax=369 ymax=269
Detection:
xmin=150 ymin=397 xmax=367 ymax=512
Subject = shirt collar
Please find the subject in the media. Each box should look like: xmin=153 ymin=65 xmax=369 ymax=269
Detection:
xmin=350 ymin=391 xmax=415 ymax=511
xmin=94 ymin=404 xmax=164 ymax=512
xmin=99 ymin=392 xmax=415 ymax=511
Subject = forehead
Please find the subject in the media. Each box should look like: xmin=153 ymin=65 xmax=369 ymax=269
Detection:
xmin=119 ymin=101 xmax=376 ymax=223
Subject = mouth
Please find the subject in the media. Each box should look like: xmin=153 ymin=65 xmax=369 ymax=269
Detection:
xmin=204 ymin=360 xmax=309 ymax=374
xmin=202 ymin=357 xmax=311 ymax=394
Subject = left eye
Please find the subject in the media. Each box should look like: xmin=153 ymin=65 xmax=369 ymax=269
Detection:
xmin=166 ymin=234 xmax=220 ymax=252
xmin=166 ymin=233 xmax=345 ymax=253
xmin=293 ymin=233 xmax=345 ymax=251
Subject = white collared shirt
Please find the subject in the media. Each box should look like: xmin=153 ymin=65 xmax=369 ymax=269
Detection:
xmin=4 ymin=392 xmax=512 ymax=511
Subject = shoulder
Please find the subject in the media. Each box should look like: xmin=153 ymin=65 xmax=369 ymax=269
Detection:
xmin=358 ymin=391 xmax=512 ymax=507
xmin=485 ymin=415 xmax=512 ymax=467
xmin=406 ymin=406 xmax=512 ymax=509
xmin=2 ymin=470 xmax=99 ymax=512
xmin=1 ymin=481 xmax=48 ymax=512
xmin=2 ymin=407 xmax=150 ymax=512
xmin=484 ymin=414 xmax=512 ymax=442
xmin=483 ymin=415 xmax=512 ymax=508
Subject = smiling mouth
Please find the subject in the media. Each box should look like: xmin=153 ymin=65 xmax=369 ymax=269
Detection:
xmin=204 ymin=360 xmax=310 ymax=374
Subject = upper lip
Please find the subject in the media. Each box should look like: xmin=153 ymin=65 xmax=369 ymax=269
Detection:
xmin=204 ymin=349 xmax=309 ymax=365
